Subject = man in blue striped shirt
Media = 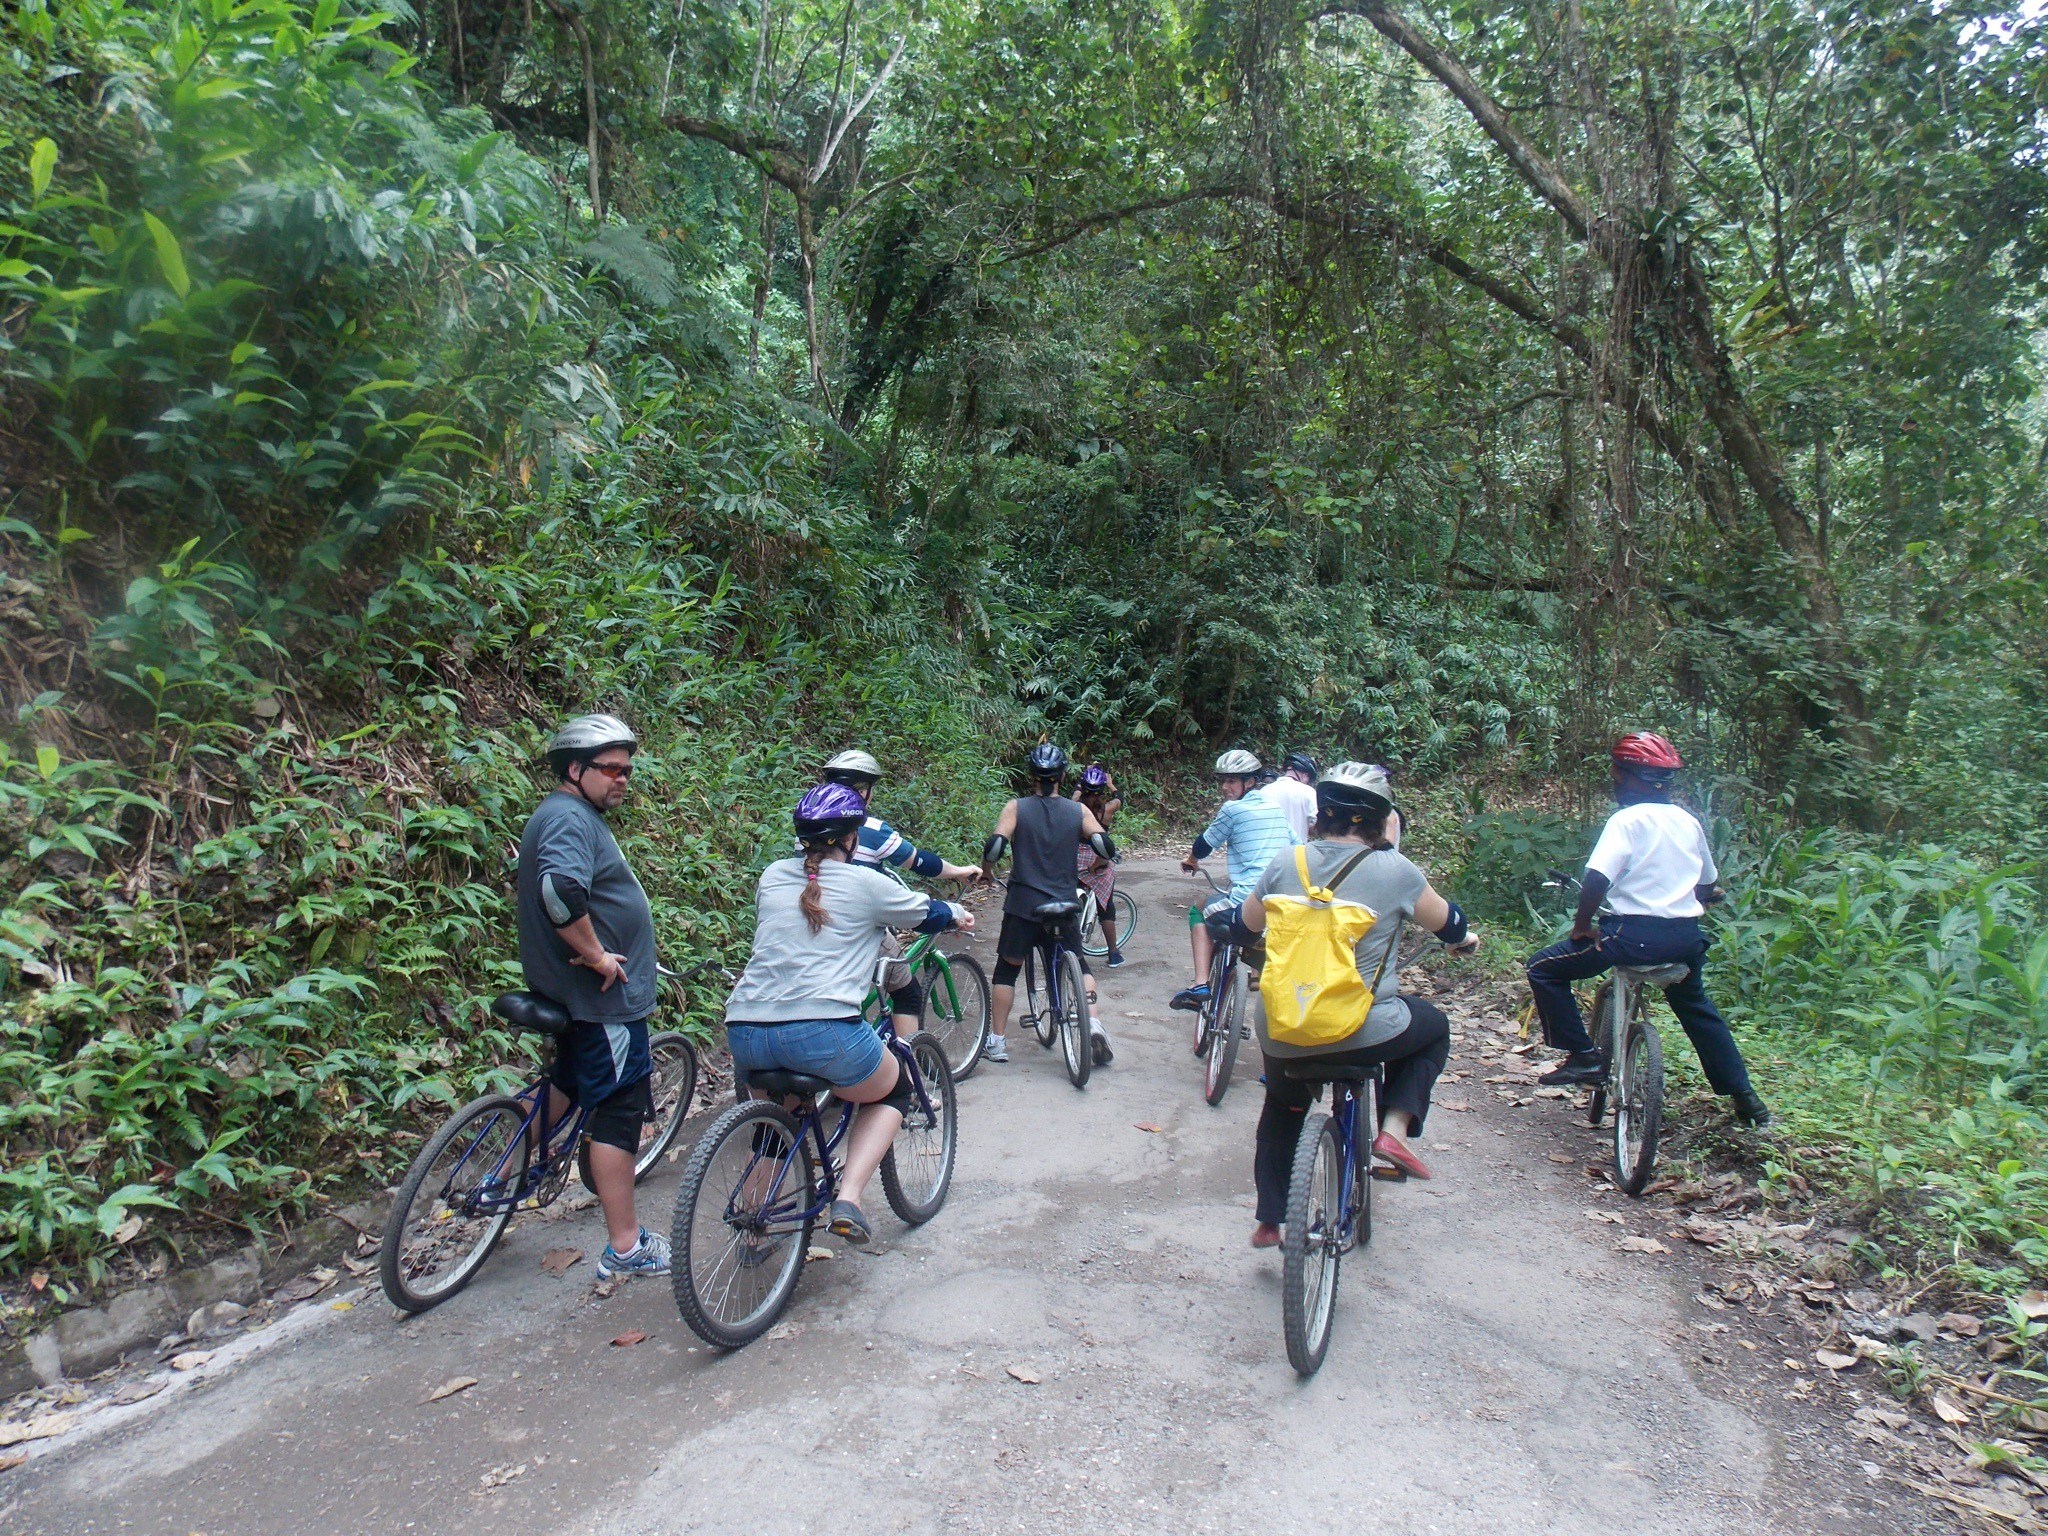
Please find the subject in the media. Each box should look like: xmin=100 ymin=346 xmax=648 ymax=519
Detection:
xmin=1172 ymin=750 xmax=1299 ymax=1012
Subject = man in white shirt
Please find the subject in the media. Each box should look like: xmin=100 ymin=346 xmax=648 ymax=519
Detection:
xmin=1525 ymin=733 xmax=1769 ymax=1126
xmin=1266 ymin=752 xmax=1321 ymax=844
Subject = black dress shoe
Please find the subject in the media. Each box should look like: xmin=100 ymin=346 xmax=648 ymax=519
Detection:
xmin=1539 ymin=1051 xmax=1607 ymax=1086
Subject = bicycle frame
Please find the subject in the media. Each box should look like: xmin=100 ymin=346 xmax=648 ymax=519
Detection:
xmin=445 ymin=1066 xmax=590 ymax=1218
xmin=726 ymin=1027 xmax=940 ymax=1232
xmin=1327 ymin=1083 xmax=1366 ymax=1250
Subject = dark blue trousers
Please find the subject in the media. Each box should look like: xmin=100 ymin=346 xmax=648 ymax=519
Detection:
xmin=1525 ymin=915 xmax=1753 ymax=1096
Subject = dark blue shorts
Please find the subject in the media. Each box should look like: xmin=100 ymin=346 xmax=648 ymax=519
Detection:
xmin=550 ymin=1016 xmax=652 ymax=1106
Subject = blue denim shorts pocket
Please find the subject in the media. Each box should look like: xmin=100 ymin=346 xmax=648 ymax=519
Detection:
xmin=726 ymin=1018 xmax=884 ymax=1088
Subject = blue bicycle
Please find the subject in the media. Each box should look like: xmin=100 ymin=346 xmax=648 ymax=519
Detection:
xmin=1280 ymin=1057 xmax=1384 ymax=1376
xmin=379 ymin=979 xmax=699 ymax=1313
xmin=1017 ymin=898 xmax=1094 ymax=1089
xmin=670 ymin=1022 xmax=958 ymax=1348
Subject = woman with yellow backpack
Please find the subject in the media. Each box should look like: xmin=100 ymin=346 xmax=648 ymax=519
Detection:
xmin=1236 ymin=762 xmax=1479 ymax=1249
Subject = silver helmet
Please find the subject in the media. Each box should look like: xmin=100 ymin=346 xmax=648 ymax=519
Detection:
xmin=547 ymin=713 xmax=637 ymax=774
xmin=1213 ymin=749 xmax=1262 ymax=777
xmin=822 ymin=749 xmax=883 ymax=783
xmin=1317 ymin=760 xmax=1394 ymax=812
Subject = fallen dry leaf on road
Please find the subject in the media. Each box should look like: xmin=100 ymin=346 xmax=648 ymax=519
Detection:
xmin=1814 ymin=1350 xmax=1859 ymax=1371
xmin=168 ymin=1351 xmax=214 ymax=1372
xmin=108 ymin=1380 xmax=165 ymax=1406
xmin=274 ymin=1267 xmax=338 ymax=1304
xmin=341 ymin=1256 xmax=376 ymax=1278
xmin=111 ymin=1215 xmax=143 ymax=1246
xmin=764 ymin=1321 xmax=804 ymax=1342
xmin=1005 ymin=1364 xmax=1041 ymax=1384
xmin=1938 ymin=1312 xmax=1982 ymax=1338
xmin=329 ymin=1300 xmax=354 ymax=1312
xmin=477 ymin=1462 xmax=528 ymax=1493
xmin=807 ymin=1245 xmax=834 ymax=1262
xmin=610 ymin=1331 xmax=647 ymax=1348
xmin=1548 ymin=1153 xmax=1576 ymax=1165
xmin=0 ymin=1451 xmax=25 ymax=1473
xmin=591 ymin=1279 xmax=616 ymax=1300
xmin=539 ymin=1248 xmax=583 ymax=1275
xmin=1437 ymin=1100 xmax=1471 ymax=1113
xmin=1134 ymin=1123 xmax=1164 ymax=1134
xmin=426 ymin=1376 xmax=478 ymax=1402
xmin=0 ymin=1414 xmax=74 ymax=1447
xmin=2016 ymin=1290 xmax=2048 ymax=1320
xmin=1585 ymin=1210 xmax=1625 ymax=1225
xmin=1533 ymin=1086 xmax=1572 ymax=1099
xmin=1931 ymin=1390 xmax=1973 ymax=1426
xmin=1615 ymin=1236 xmax=1670 ymax=1255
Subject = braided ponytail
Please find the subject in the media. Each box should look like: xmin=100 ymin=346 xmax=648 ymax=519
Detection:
xmin=799 ymin=844 xmax=830 ymax=933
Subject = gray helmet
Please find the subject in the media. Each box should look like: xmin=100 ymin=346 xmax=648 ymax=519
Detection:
xmin=1317 ymin=760 xmax=1393 ymax=814
xmin=1213 ymin=749 xmax=1262 ymax=777
xmin=822 ymin=749 xmax=883 ymax=783
xmin=547 ymin=713 xmax=637 ymax=775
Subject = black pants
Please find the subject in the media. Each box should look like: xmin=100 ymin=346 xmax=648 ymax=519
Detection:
xmin=1526 ymin=914 xmax=1753 ymax=1096
xmin=1253 ymin=996 xmax=1450 ymax=1225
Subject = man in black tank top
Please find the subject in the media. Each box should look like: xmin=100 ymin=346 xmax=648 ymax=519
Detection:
xmin=979 ymin=744 xmax=1117 ymax=1065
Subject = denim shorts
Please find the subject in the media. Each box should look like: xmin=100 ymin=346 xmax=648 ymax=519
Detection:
xmin=726 ymin=1017 xmax=884 ymax=1088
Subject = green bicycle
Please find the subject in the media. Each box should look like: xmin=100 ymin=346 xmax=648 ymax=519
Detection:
xmin=863 ymin=928 xmax=991 ymax=1082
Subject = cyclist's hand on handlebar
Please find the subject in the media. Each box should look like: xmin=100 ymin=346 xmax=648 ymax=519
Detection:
xmin=574 ymin=950 xmax=630 ymax=991
xmin=951 ymin=910 xmax=977 ymax=932
xmin=1180 ymin=854 xmax=1201 ymax=874
xmin=939 ymin=860 xmax=982 ymax=884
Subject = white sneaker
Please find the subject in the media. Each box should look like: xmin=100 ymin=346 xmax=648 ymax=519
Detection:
xmin=984 ymin=1035 xmax=1011 ymax=1063
xmin=1091 ymin=1029 xmax=1114 ymax=1067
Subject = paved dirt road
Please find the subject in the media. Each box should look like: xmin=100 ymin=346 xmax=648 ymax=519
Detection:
xmin=4 ymin=859 xmax=1925 ymax=1534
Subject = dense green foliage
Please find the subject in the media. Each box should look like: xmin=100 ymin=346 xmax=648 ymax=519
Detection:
xmin=0 ymin=0 xmax=2044 ymax=1300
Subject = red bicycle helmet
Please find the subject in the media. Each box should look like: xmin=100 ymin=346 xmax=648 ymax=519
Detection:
xmin=1612 ymin=732 xmax=1683 ymax=771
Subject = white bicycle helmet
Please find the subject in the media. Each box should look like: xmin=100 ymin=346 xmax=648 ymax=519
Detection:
xmin=822 ymin=749 xmax=883 ymax=782
xmin=1213 ymin=749 xmax=1262 ymax=777
xmin=1317 ymin=760 xmax=1393 ymax=812
xmin=547 ymin=713 xmax=637 ymax=774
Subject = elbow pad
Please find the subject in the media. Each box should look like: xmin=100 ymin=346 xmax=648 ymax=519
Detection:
xmin=908 ymin=846 xmax=944 ymax=879
xmin=539 ymin=872 xmax=590 ymax=926
xmin=1191 ymin=834 xmax=1215 ymax=860
xmin=1089 ymin=831 xmax=1115 ymax=861
xmin=1433 ymin=901 xmax=1469 ymax=946
xmin=915 ymin=901 xmax=956 ymax=934
xmin=981 ymin=834 xmax=1008 ymax=867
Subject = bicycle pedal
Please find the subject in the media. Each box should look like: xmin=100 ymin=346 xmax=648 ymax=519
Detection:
xmin=1369 ymin=1163 xmax=1408 ymax=1182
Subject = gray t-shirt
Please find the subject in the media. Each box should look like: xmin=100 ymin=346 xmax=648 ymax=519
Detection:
xmin=725 ymin=860 xmax=941 ymax=1024
xmin=517 ymin=791 xmax=657 ymax=1025
xmin=1251 ymin=840 xmax=1428 ymax=1055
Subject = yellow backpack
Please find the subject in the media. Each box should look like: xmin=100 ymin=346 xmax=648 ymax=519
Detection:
xmin=1261 ymin=846 xmax=1382 ymax=1047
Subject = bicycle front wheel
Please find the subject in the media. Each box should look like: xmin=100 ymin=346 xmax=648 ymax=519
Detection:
xmin=1025 ymin=948 xmax=1056 ymax=1049
xmin=1203 ymin=961 xmax=1246 ymax=1107
xmin=1586 ymin=981 xmax=1617 ymax=1126
xmin=880 ymin=1033 xmax=959 ymax=1223
xmin=922 ymin=952 xmax=990 ymax=1082
xmin=1057 ymin=947 xmax=1092 ymax=1089
xmin=672 ymin=1100 xmax=815 ymax=1348
xmin=381 ymin=1093 xmax=531 ymax=1313
xmin=1282 ymin=1111 xmax=1342 ymax=1376
xmin=1612 ymin=1006 xmax=1665 ymax=1196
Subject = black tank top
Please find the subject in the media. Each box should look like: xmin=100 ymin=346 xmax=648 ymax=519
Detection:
xmin=1005 ymin=794 xmax=1085 ymax=918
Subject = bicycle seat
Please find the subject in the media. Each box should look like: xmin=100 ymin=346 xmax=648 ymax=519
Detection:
xmin=491 ymin=991 xmax=571 ymax=1036
xmin=1032 ymin=899 xmax=1080 ymax=921
xmin=1281 ymin=1060 xmax=1384 ymax=1085
xmin=747 ymin=1069 xmax=833 ymax=1098
xmin=1616 ymin=963 xmax=1691 ymax=987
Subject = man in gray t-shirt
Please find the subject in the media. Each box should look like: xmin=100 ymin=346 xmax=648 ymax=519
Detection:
xmin=513 ymin=713 xmax=666 ymax=1283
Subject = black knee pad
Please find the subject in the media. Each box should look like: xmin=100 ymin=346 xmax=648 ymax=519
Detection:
xmin=889 ymin=981 xmax=926 ymax=1017
xmin=992 ymin=957 xmax=1022 ymax=987
xmin=880 ymin=1072 xmax=920 ymax=1116
xmin=583 ymin=1077 xmax=653 ymax=1153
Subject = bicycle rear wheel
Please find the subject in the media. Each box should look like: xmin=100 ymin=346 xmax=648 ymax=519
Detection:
xmin=1282 ymin=1111 xmax=1342 ymax=1376
xmin=1612 ymin=1006 xmax=1665 ymax=1196
xmin=672 ymin=1101 xmax=815 ymax=1348
xmin=921 ymin=952 xmax=990 ymax=1082
xmin=381 ymin=1093 xmax=531 ymax=1313
xmin=1025 ymin=947 xmax=1056 ymax=1049
xmin=1586 ymin=981 xmax=1617 ymax=1125
xmin=1056 ymin=947 xmax=1092 ymax=1089
xmin=1203 ymin=960 xmax=1246 ymax=1106
xmin=880 ymin=1033 xmax=958 ymax=1223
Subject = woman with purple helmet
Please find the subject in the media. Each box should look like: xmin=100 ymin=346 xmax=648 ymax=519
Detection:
xmin=723 ymin=783 xmax=975 ymax=1243
xmin=1073 ymin=764 xmax=1126 ymax=967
